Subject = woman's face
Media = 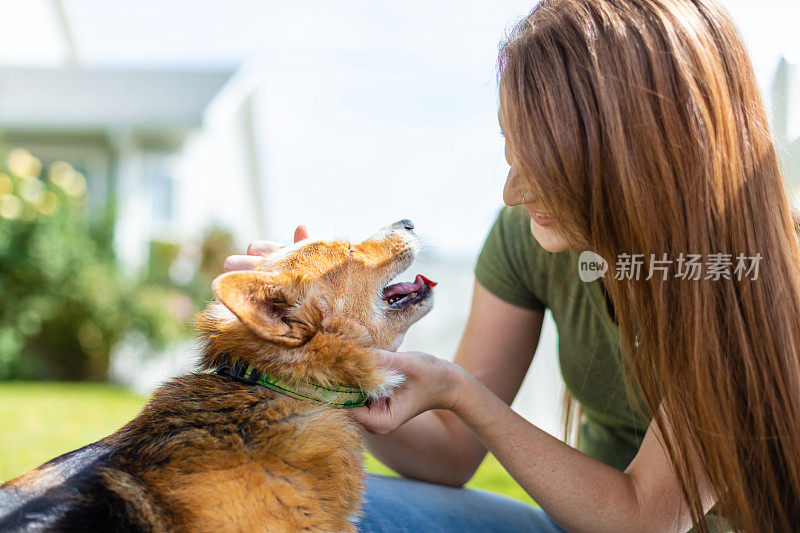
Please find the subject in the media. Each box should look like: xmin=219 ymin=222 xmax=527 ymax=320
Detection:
xmin=502 ymin=135 xmax=572 ymax=253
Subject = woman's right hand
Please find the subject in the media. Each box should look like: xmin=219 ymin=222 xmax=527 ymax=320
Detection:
xmin=223 ymin=225 xmax=310 ymax=272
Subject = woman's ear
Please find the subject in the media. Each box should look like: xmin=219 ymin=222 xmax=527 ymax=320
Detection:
xmin=211 ymin=270 xmax=318 ymax=347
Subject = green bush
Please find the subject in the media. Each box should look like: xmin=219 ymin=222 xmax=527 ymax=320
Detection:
xmin=0 ymin=149 xmax=205 ymax=380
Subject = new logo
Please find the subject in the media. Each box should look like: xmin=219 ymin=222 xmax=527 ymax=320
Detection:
xmin=578 ymin=250 xmax=608 ymax=282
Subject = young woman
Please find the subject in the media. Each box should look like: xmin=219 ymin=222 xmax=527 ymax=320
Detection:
xmin=226 ymin=0 xmax=800 ymax=530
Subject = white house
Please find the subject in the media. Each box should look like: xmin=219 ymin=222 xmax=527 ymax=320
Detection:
xmin=0 ymin=66 xmax=237 ymax=268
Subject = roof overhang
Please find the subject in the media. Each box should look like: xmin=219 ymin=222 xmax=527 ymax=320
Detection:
xmin=0 ymin=66 xmax=235 ymax=132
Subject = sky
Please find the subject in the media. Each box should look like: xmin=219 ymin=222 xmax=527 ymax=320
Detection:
xmin=0 ymin=0 xmax=797 ymax=253
xmin=0 ymin=1 xmax=796 ymax=73
xmin=0 ymin=1 xmax=795 ymax=83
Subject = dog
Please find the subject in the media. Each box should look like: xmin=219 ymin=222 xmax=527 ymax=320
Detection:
xmin=0 ymin=219 xmax=435 ymax=532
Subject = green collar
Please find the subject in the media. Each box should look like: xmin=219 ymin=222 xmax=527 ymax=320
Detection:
xmin=216 ymin=363 xmax=369 ymax=408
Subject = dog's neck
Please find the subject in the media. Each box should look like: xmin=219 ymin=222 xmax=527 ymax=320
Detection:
xmin=195 ymin=304 xmax=399 ymax=401
xmin=215 ymin=360 xmax=370 ymax=408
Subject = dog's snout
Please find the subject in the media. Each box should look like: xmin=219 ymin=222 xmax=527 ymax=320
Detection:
xmin=392 ymin=219 xmax=414 ymax=232
xmin=375 ymin=219 xmax=417 ymax=240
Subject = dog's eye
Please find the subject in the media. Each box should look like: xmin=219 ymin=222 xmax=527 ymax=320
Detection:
xmin=349 ymin=246 xmax=354 ymax=256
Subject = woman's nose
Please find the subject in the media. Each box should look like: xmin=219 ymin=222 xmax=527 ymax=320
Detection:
xmin=503 ymin=167 xmax=526 ymax=206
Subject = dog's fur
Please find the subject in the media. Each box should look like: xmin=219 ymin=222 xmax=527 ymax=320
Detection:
xmin=0 ymin=222 xmax=432 ymax=532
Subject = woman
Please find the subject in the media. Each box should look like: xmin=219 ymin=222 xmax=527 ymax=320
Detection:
xmin=226 ymin=0 xmax=800 ymax=530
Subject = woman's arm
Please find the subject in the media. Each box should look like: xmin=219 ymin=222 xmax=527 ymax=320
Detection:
xmin=352 ymin=358 xmax=717 ymax=533
xmin=453 ymin=378 xmax=716 ymax=532
xmin=363 ymin=280 xmax=545 ymax=486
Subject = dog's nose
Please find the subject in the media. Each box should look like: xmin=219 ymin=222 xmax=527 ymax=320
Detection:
xmin=392 ymin=219 xmax=414 ymax=231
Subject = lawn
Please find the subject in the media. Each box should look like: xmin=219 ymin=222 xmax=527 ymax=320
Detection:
xmin=0 ymin=382 xmax=534 ymax=505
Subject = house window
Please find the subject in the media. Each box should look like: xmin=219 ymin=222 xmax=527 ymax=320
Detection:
xmin=144 ymin=152 xmax=175 ymax=225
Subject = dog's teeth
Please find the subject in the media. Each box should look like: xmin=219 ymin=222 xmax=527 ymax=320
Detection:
xmin=385 ymin=290 xmax=425 ymax=307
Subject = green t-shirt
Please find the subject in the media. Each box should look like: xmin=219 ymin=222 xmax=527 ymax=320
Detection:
xmin=474 ymin=205 xmax=650 ymax=471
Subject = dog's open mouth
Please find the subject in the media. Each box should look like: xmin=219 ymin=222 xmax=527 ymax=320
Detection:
xmin=382 ymin=274 xmax=437 ymax=309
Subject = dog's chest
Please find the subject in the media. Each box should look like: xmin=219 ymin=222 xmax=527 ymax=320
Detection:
xmin=137 ymin=400 xmax=366 ymax=532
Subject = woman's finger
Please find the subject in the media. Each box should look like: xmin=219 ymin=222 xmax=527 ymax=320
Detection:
xmin=373 ymin=349 xmax=416 ymax=379
xmin=348 ymin=404 xmax=376 ymax=427
xmin=294 ymin=225 xmax=310 ymax=243
xmin=223 ymin=255 xmax=263 ymax=272
xmin=246 ymin=240 xmax=285 ymax=256
xmin=373 ymin=349 xmax=395 ymax=367
xmin=349 ymin=397 xmax=398 ymax=434
xmin=227 ymin=228 xmax=308 ymax=272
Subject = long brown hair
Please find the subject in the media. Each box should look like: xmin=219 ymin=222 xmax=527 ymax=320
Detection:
xmin=499 ymin=0 xmax=800 ymax=530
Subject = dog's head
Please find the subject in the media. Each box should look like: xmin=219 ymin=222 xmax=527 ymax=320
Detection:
xmin=196 ymin=220 xmax=434 ymax=397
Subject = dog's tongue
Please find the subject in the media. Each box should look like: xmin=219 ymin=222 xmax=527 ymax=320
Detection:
xmin=383 ymin=274 xmax=437 ymax=298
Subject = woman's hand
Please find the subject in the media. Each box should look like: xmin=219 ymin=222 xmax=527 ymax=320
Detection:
xmin=223 ymin=225 xmax=310 ymax=271
xmin=350 ymin=350 xmax=468 ymax=435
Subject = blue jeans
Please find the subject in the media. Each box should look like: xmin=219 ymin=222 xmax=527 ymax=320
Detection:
xmin=356 ymin=474 xmax=566 ymax=532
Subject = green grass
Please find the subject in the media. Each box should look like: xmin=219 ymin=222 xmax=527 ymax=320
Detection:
xmin=0 ymin=382 xmax=533 ymax=505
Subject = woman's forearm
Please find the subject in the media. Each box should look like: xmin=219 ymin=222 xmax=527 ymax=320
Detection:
xmin=450 ymin=370 xmax=664 ymax=533
xmin=364 ymin=409 xmax=486 ymax=486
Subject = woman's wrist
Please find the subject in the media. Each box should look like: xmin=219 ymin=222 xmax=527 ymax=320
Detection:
xmin=440 ymin=362 xmax=479 ymax=414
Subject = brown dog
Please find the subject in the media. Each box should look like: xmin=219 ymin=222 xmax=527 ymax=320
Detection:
xmin=0 ymin=220 xmax=434 ymax=532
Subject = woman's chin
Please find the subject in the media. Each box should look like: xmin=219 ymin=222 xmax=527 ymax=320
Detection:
xmin=530 ymin=219 xmax=570 ymax=253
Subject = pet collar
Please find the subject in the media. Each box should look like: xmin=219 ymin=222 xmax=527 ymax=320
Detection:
xmin=216 ymin=362 xmax=369 ymax=408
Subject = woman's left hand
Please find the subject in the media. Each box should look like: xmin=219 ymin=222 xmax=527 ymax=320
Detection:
xmin=349 ymin=349 xmax=466 ymax=434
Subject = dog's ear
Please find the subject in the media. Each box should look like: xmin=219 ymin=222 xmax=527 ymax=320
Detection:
xmin=212 ymin=271 xmax=318 ymax=347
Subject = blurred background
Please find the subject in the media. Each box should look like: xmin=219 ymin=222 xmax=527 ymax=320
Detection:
xmin=0 ymin=0 xmax=798 ymax=499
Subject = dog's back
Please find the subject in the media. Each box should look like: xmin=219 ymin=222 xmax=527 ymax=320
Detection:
xmin=0 ymin=443 xmax=144 ymax=532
